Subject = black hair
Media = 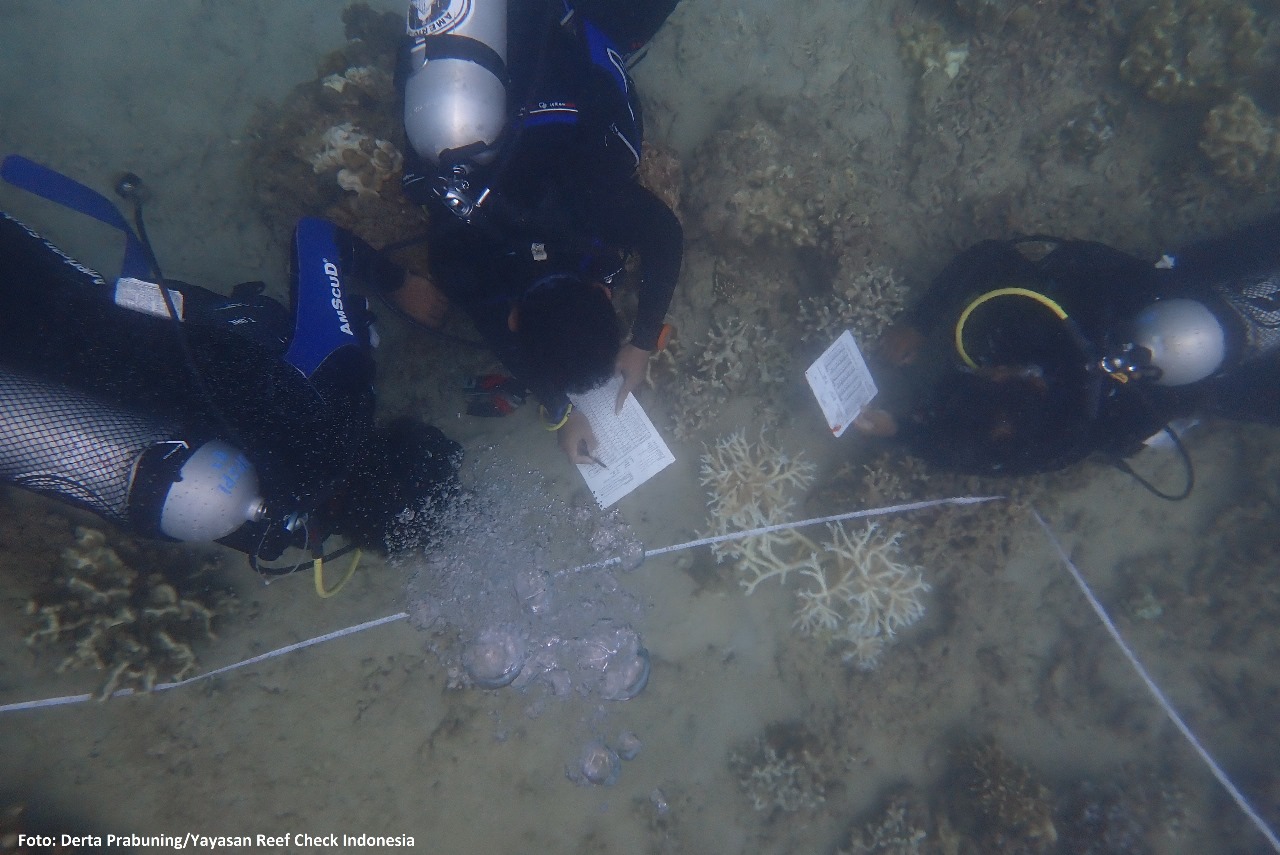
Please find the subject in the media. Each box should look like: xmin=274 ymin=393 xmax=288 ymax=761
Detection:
xmin=517 ymin=275 xmax=621 ymax=394
xmin=318 ymin=417 xmax=463 ymax=553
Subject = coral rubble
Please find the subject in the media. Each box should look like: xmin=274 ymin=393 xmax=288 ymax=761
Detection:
xmin=838 ymin=793 xmax=932 ymax=855
xmin=24 ymin=528 xmax=234 ymax=700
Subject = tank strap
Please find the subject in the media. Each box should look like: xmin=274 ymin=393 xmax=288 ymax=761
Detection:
xmin=421 ymin=33 xmax=508 ymax=83
xmin=0 ymin=154 xmax=153 ymax=280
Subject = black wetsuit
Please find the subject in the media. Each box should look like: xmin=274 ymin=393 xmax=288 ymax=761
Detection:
xmin=0 ymin=211 xmax=458 ymax=557
xmin=399 ymin=0 xmax=683 ymax=414
xmin=880 ymin=215 xmax=1280 ymax=477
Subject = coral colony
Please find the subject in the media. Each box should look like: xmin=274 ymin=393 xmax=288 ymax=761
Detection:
xmin=308 ymin=121 xmax=404 ymax=198
xmin=700 ymin=432 xmax=929 ymax=670
xmin=24 ymin=528 xmax=233 ymax=700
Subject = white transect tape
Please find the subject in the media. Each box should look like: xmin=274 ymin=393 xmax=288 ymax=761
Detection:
xmin=0 ymin=612 xmax=409 ymax=713
xmin=1031 ymin=509 xmax=1280 ymax=852
xmin=552 ymin=495 xmax=1004 ymax=578
xmin=3 ymin=497 xmax=1275 ymax=851
xmin=4 ymin=495 xmax=993 ymax=713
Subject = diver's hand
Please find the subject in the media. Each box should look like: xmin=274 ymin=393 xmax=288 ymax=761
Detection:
xmin=853 ymin=407 xmax=899 ymax=437
xmin=559 ymin=409 xmax=599 ymax=464
xmin=389 ymin=271 xmax=449 ymax=329
xmin=614 ymin=343 xmax=650 ymax=413
xmin=879 ymin=324 xmax=924 ymax=367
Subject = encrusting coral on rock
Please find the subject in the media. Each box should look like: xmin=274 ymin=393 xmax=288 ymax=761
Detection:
xmin=306 ymin=120 xmax=403 ymax=199
xmin=700 ymin=432 xmax=929 ymax=670
xmin=245 ymin=3 xmax=420 ymax=243
xmin=24 ymin=527 xmax=235 ymax=700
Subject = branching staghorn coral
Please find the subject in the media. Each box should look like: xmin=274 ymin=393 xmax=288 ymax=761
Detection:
xmin=700 ymin=432 xmax=929 ymax=669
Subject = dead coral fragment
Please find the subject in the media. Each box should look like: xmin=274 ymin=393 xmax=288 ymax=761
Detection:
xmin=24 ymin=528 xmax=235 ymax=700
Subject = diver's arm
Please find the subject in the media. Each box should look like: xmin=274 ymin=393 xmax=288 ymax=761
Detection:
xmin=333 ymin=227 xmax=410 ymax=293
xmin=582 ymin=180 xmax=682 ymax=350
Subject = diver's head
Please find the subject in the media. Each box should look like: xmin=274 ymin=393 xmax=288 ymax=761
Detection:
xmin=512 ymin=274 xmax=621 ymax=394
xmin=1130 ymin=298 xmax=1225 ymax=386
xmin=319 ymin=417 xmax=463 ymax=553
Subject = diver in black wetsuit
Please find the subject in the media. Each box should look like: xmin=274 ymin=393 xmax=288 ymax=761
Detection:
xmin=0 ymin=156 xmax=462 ymax=566
xmin=853 ymin=214 xmax=1280 ymax=492
xmin=383 ymin=0 xmax=683 ymax=464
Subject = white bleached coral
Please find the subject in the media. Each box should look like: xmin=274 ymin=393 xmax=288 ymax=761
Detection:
xmin=699 ymin=430 xmax=815 ymax=568
xmin=797 ymin=524 xmax=930 ymax=671
xmin=700 ymin=432 xmax=929 ymax=669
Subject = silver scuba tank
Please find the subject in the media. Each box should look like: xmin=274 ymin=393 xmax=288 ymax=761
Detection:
xmin=1131 ymin=298 xmax=1226 ymax=386
xmin=157 ymin=439 xmax=266 ymax=542
xmin=403 ymin=0 xmax=509 ymax=166
xmin=0 ymin=368 xmax=265 ymax=543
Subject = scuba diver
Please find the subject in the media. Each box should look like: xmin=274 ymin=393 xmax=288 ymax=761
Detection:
xmin=0 ymin=155 xmax=462 ymax=582
xmin=852 ymin=214 xmax=1280 ymax=497
xmin=381 ymin=0 xmax=684 ymax=464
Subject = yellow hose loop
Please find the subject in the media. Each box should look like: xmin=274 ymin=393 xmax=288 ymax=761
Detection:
xmin=313 ymin=549 xmax=361 ymax=599
xmin=954 ymin=286 xmax=1070 ymax=370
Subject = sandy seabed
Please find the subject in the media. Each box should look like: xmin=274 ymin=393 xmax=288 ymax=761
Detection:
xmin=2 ymin=0 xmax=1279 ymax=853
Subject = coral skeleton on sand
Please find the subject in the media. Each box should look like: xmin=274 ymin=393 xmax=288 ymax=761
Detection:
xmin=700 ymin=433 xmax=929 ymax=669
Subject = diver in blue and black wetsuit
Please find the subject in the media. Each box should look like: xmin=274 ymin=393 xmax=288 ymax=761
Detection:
xmin=382 ymin=0 xmax=684 ymax=464
xmin=0 ymin=156 xmax=462 ymax=567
